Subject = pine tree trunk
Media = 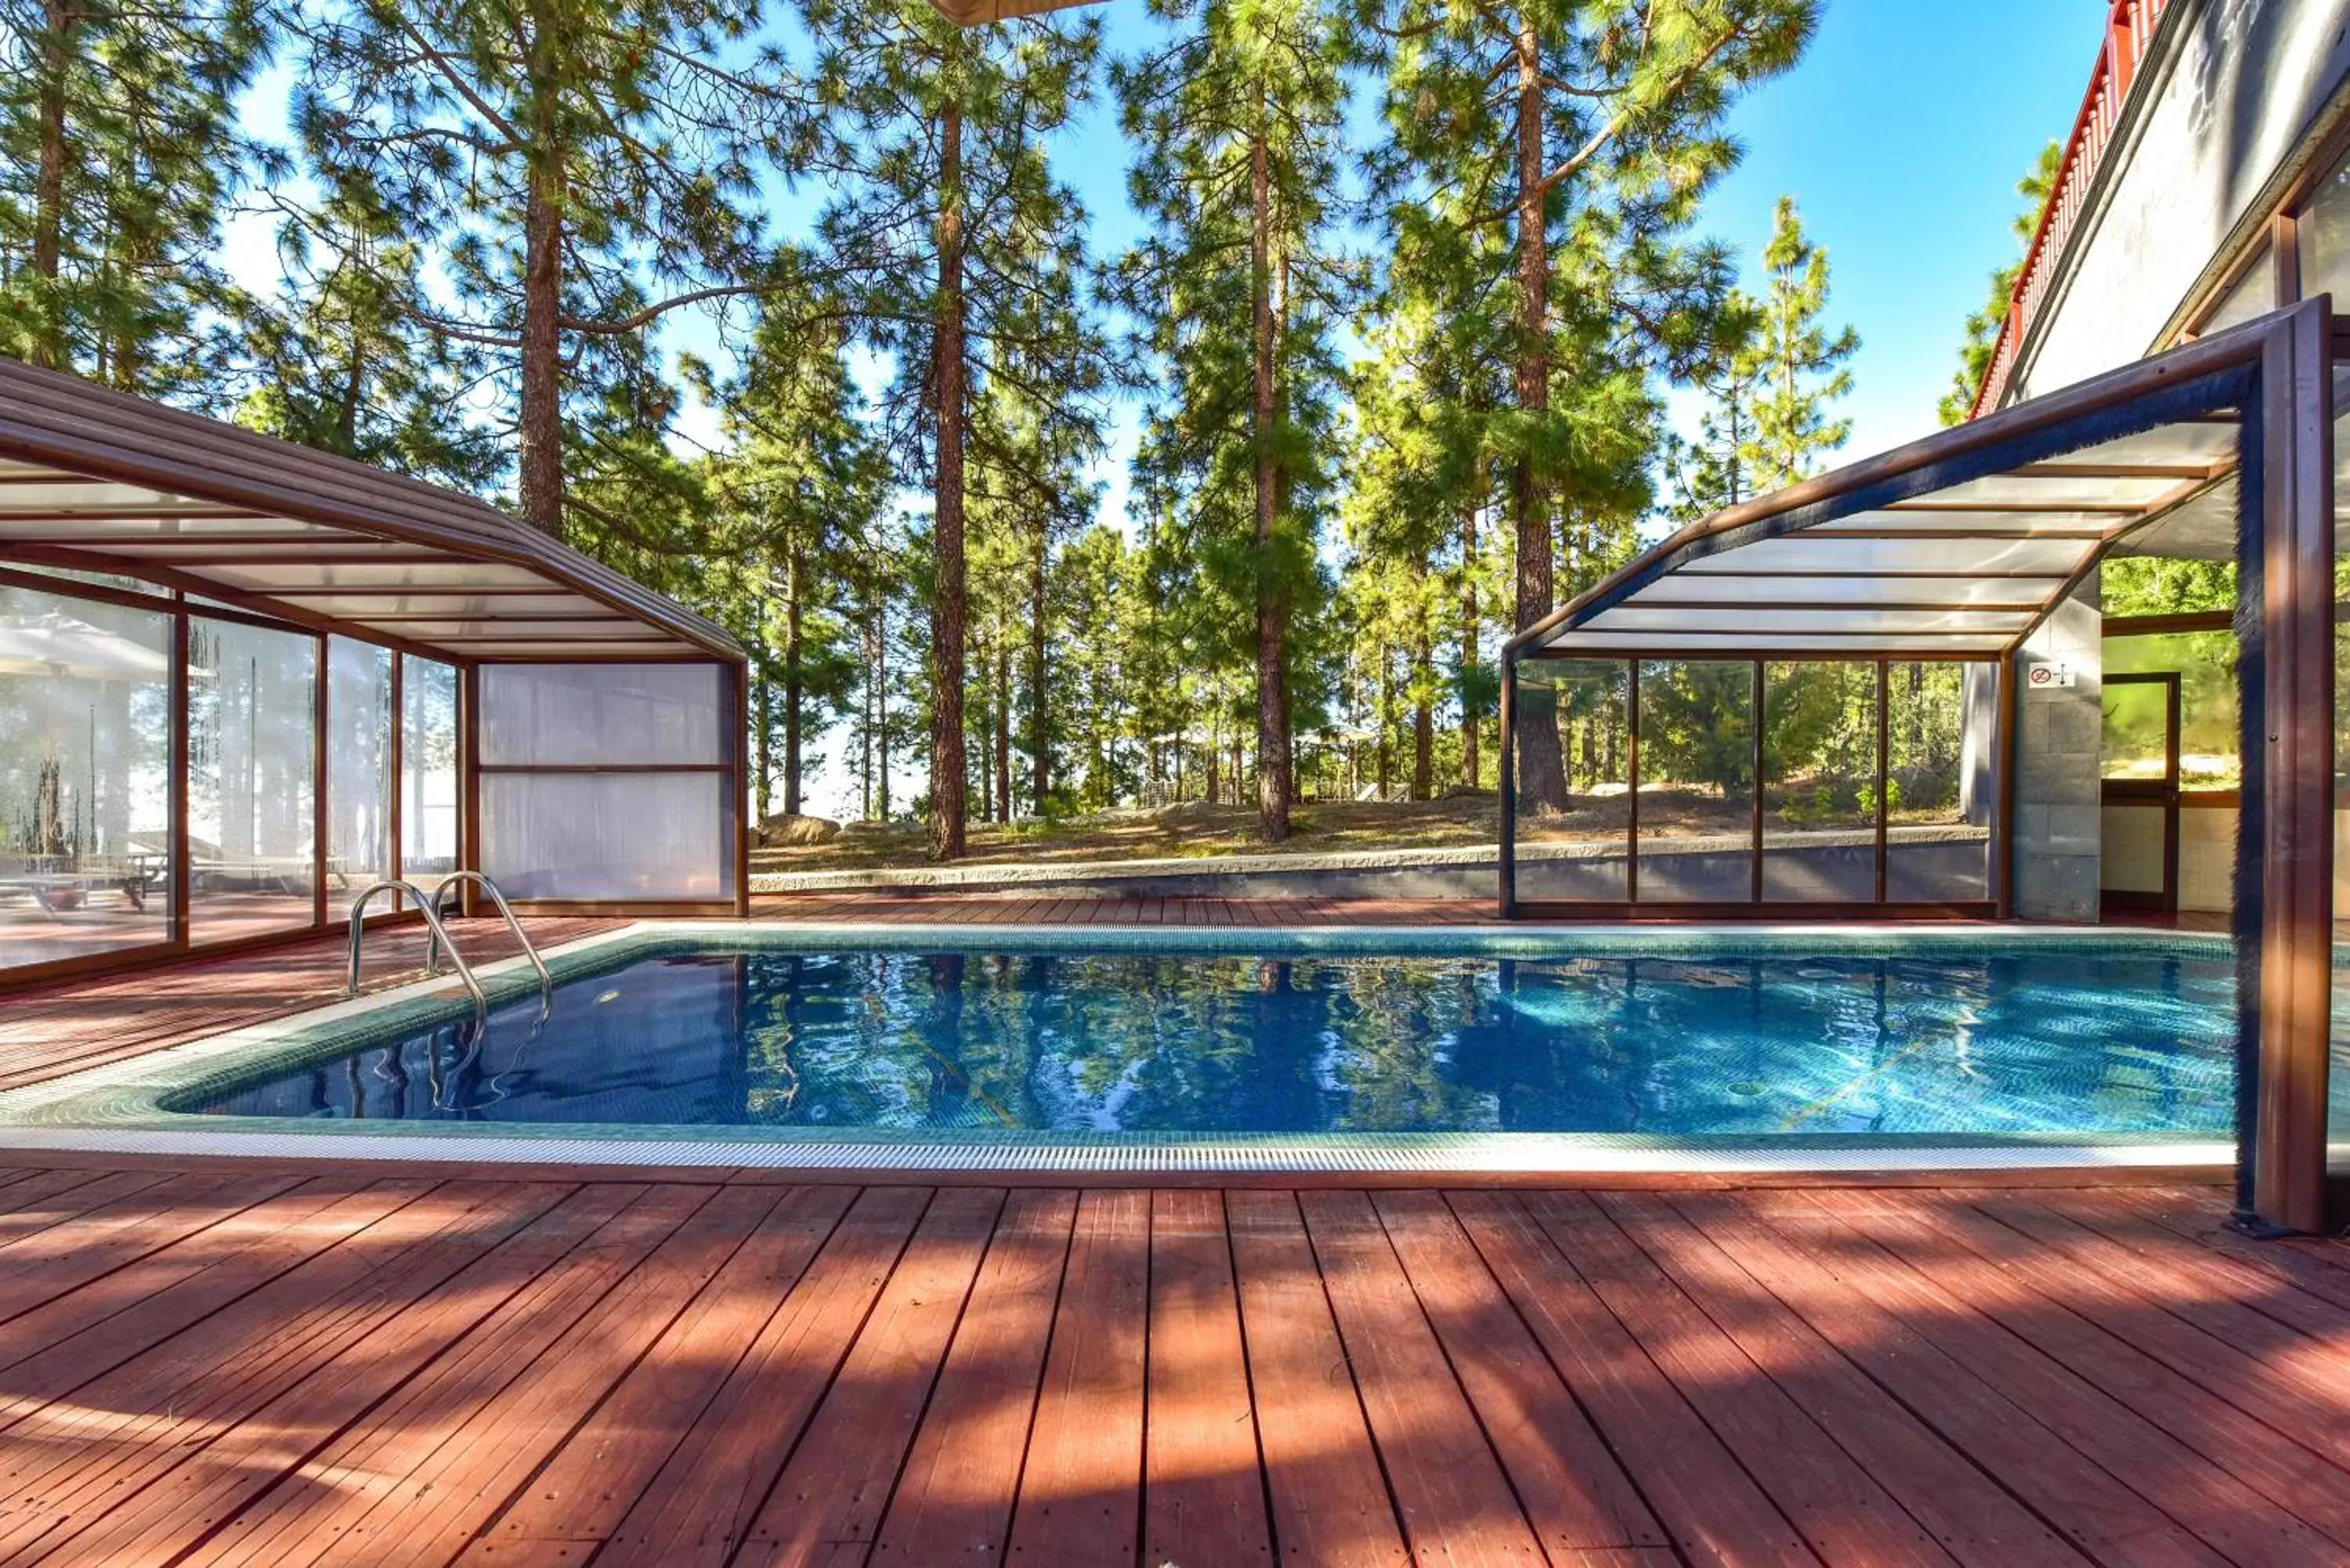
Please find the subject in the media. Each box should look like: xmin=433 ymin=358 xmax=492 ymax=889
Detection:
xmin=1249 ymin=117 xmax=1292 ymax=843
xmin=1377 ymin=647 xmax=1394 ymax=800
xmin=783 ymin=540 xmax=804 ymax=818
xmin=518 ymin=117 xmax=566 ymax=537
xmin=1411 ymin=555 xmax=1434 ymax=800
xmin=1460 ymin=497 xmax=1480 ymax=789
xmin=755 ymin=653 xmax=773 ymax=822
xmin=1510 ymin=16 xmax=1567 ymax=813
xmin=929 ymin=99 xmax=969 ymax=861
xmin=30 ymin=0 xmax=73 ymax=370
xmin=875 ymin=583 xmax=891 ymax=820
xmin=1029 ymin=525 xmax=1050 ymax=811
xmin=994 ymin=632 xmax=1011 ymax=823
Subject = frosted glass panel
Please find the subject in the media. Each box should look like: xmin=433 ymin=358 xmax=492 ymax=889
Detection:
xmin=0 ymin=584 xmax=173 ymax=968
xmin=190 ymin=617 xmax=316 ymax=941
xmin=480 ymin=663 xmax=725 ymax=766
xmin=327 ymin=638 xmax=392 ymax=906
xmin=481 ymin=773 xmax=733 ymax=899
xmin=402 ymin=657 xmax=460 ymax=882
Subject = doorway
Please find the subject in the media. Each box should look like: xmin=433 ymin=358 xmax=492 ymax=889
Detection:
xmin=2100 ymin=671 xmax=2180 ymax=915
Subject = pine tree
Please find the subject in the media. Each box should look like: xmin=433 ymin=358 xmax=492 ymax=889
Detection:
xmin=1370 ymin=0 xmax=1816 ymax=811
xmin=0 ymin=0 xmax=267 ymax=396
xmin=801 ymin=0 xmax=1108 ymax=859
xmin=284 ymin=0 xmax=801 ymax=535
xmin=1114 ymin=0 xmax=1360 ymax=841
xmin=1940 ymin=139 xmax=2061 ymax=425
xmin=1674 ymin=193 xmax=1853 ymax=514
xmin=233 ymin=188 xmax=501 ymax=490
xmin=700 ymin=308 xmax=893 ymax=818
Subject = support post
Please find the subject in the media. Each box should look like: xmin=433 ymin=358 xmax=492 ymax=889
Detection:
xmin=2251 ymin=299 xmax=2335 ymax=1233
xmin=1497 ymin=652 xmax=1516 ymax=918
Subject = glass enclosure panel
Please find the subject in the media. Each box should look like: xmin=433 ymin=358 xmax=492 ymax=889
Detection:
xmin=479 ymin=663 xmax=726 ymax=766
xmin=480 ymin=773 xmax=734 ymax=900
xmin=401 ymin=657 xmax=461 ymax=887
xmin=2298 ymin=145 xmax=2350 ymax=303
xmin=2100 ymin=681 xmax=2171 ymax=782
xmin=2331 ymin=370 xmax=2350 ymax=1180
xmin=1762 ymin=661 xmax=1878 ymax=902
xmin=1509 ymin=659 xmax=1629 ymax=902
xmin=2199 ymin=247 xmax=2272 ymax=334
xmin=188 ymin=617 xmax=316 ymax=941
xmin=326 ymin=639 xmax=393 ymax=916
xmin=1884 ymin=662 xmax=1994 ymax=901
xmin=0 ymin=583 xmax=172 ymax=969
xmin=2106 ymin=631 xmax=2238 ymax=789
xmin=1635 ymin=660 xmax=1753 ymax=902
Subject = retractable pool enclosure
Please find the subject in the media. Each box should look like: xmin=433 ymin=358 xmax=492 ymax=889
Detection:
xmin=0 ymin=360 xmax=750 ymax=992
xmin=1502 ymin=298 xmax=2345 ymax=1230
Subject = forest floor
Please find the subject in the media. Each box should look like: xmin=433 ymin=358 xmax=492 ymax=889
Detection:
xmin=748 ymin=790 xmax=1829 ymax=873
xmin=754 ymin=794 xmax=1510 ymax=872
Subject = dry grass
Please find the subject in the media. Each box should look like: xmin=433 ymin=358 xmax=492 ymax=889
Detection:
xmin=749 ymin=789 xmax=1867 ymax=873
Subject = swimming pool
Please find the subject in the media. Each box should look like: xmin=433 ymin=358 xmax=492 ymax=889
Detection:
xmin=184 ymin=929 xmax=2241 ymax=1132
xmin=0 ymin=925 xmax=2251 ymax=1171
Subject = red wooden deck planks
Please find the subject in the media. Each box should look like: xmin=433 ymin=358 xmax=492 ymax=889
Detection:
xmin=1296 ymin=1189 xmax=1546 ymax=1567
xmin=736 ymin=1187 xmax=1006 ymax=1567
xmin=459 ymin=1183 xmax=858 ymax=1562
xmin=1593 ymin=1190 xmax=2091 ymax=1568
xmin=1224 ymin=1189 xmax=1408 ymax=1567
xmin=868 ymin=1187 xmax=1076 ymax=1565
xmin=1142 ymin=1189 xmax=1273 ymax=1565
xmin=1005 ymin=1187 xmax=1149 ymax=1563
xmin=588 ymin=1185 xmax=934 ymax=1567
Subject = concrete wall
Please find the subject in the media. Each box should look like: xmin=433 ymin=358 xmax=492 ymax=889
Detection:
xmin=2011 ymin=576 xmax=2105 ymax=921
xmin=2013 ymin=0 xmax=2350 ymax=401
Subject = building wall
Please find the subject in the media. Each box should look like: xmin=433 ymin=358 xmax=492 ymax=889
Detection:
xmin=2013 ymin=0 xmax=2350 ymax=399
xmin=2010 ymin=576 xmax=2103 ymax=922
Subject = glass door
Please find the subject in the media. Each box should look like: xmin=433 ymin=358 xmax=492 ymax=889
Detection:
xmin=2100 ymin=672 xmax=2179 ymax=915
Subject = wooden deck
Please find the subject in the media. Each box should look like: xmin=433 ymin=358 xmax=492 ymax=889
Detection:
xmin=0 ymin=1164 xmax=2342 ymax=1566
xmin=1 ymin=915 xmax=2345 ymax=1566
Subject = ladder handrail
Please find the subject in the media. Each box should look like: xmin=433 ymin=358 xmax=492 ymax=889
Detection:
xmin=345 ymin=880 xmax=488 ymax=1030
xmin=425 ymin=871 xmax=553 ymax=1010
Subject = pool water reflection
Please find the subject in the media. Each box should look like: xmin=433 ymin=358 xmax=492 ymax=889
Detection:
xmin=185 ymin=945 xmax=2238 ymax=1140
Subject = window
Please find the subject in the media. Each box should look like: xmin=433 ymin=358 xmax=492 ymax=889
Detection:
xmin=326 ymin=638 xmax=393 ymax=912
xmin=1634 ymin=660 xmax=1755 ymax=902
xmin=188 ymin=617 xmax=316 ymax=941
xmin=1884 ymin=663 xmax=1994 ymax=902
xmin=0 ymin=584 xmax=173 ymax=970
xmin=1509 ymin=659 xmax=1629 ymax=902
xmin=1762 ymin=662 xmax=1879 ymax=902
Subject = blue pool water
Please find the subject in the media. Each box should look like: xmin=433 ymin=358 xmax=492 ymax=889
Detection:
xmin=183 ymin=944 xmax=2242 ymax=1140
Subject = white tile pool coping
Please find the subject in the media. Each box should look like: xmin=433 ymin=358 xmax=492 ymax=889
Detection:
xmin=0 ymin=919 xmax=2239 ymax=1176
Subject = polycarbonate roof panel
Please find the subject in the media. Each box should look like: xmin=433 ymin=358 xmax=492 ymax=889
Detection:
xmin=1805 ymin=508 xmax=2134 ymax=535
xmin=1522 ymin=406 xmax=2238 ymax=659
xmin=1538 ymin=632 xmax=2014 ymax=654
xmin=1676 ymin=535 xmax=2095 ymax=576
xmin=1611 ymin=574 xmax=2057 ymax=608
xmin=1578 ymin=607 xmax=2036 ymax=635
xmin=1910 ymin=472 xmax=2189 ymax=508
xmin=0 ymin=357 xmax=740 ymax=660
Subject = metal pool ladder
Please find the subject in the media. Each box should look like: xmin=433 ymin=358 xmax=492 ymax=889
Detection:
xmin=423 ymin=871 xmax=553 ymax=1012
xmin=343 ymin=872 xmax=552 ymax=1025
